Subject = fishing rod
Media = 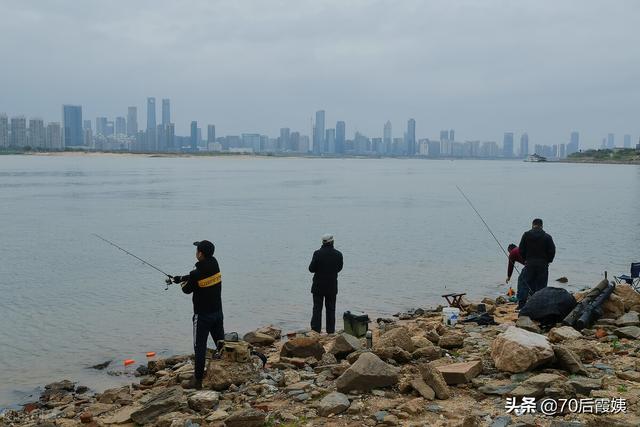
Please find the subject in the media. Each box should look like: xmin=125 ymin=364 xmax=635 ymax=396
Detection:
xmin=455 ymin=185 xmax=522 ymax=276
xmin=92 ymin=234 xmax=174 ymax=287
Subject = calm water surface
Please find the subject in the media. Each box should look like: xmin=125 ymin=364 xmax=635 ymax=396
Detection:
xmin=1 ymin=155 xmax=638 ymax=407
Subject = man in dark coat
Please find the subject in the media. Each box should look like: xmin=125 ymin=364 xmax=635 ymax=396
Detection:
xmin=172 ymin=240 xmax=224 ymax=390
xmin=519 ymin=218 xmax=556 ymax=296
xmin=309 ymin=234 xmax=343 ymax=334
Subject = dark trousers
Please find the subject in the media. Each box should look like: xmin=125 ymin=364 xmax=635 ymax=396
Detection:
xmin=525 ymin=264 xmax=549 ymax=296
xmin=516 ymin=266 xmax=531 ymax=309
xmin=311 ymin=293 xmax=336 ymax=334
xmin=192 ymin=311 xmax=224 ymax=380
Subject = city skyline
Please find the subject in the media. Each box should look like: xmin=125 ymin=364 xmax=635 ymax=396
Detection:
xmin=5 ymin=101 xmax=639 ymax=159
xmin=1 ymin=1 xmax=639 ymax=147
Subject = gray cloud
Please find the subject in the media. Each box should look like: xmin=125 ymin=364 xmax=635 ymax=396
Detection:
xmin=1 ymin=0 xmax=638 ymax=147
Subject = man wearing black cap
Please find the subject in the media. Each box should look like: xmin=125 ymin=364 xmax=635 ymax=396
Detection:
xmin=309 ymin=234 xmax=343 ymax=334
xmin=172 ymin=240 xmax=223 ymax=390
xmin=519 ymin=218 xmax=556 ymax=298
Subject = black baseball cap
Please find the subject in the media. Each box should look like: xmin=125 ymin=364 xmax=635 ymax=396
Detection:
xmin=193 ymin=240 xmax=215 ymax=257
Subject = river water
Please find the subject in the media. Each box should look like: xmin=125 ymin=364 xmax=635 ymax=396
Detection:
xmin=0 ymin=155 xmax=638 ymax=407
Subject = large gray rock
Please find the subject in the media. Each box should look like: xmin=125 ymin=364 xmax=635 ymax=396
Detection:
xmin=548 ymin=326 xmax=583 ymax=343
xmin=412 ymin=346 xmax=441 ymax=361
xmin=553 ymin=345 xmax=588 ymax=375
xmin=373 ymin=346 xmax=412 ymax=363
xmin=516 ymin=316 xmax=541 ymax=334
xmin=224 ymin=408 xmax=267 ymax=427
xmin=203 ymin=360 xmax=259 ymax=391
xmin=568 ymin=376 xmax=603 ymax=395
xmin=336 ymin=352 xmax=400 ymax=393
xmin=490 ymin=326 xmax=554 ymax=373
xmin=420 ymin=362 xmax=451 ymax=400
xmin=243 ymin=331 xmax=276 ymax=346
xmin=616 ymin=311 xmax=640 ymax=327
xmin=614 ymin=326 xmax=640 ymax=339
xmin=375 ymin=327 xmax=415 ymax=352
xmin=130 ymin=386 xmax=187 ymax=425
xmin=187 ymin=390 xmax=220 ymax=412
xmin=280 ymin=337 xmax=326 ymax=360
xmin=316 ymin=392 xmax=350 ymax=416
xmin=330 ymin=333 xmax=362 ymax=359
xmin=509 ymin=373 xmax=564 ymax=398
xmin=438 ymin=332 xmax=464 ymax=349
xmin=410 ymin=377 xmax=435 ymax=400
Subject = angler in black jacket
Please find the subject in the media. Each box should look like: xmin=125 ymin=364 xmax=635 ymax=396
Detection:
xmin=518 ymin=218 xmax=556 ymax=300
xmin=172 ymin=240 xmax=223 ymax=390
xmin=308 ymin=234 xmax=343 ymax=334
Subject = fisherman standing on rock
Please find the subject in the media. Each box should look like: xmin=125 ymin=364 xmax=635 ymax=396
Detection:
xmin=518 ymin=218 xmax=555 ymax=299
xmin=309 ymin=234 xmax=343 ymax=334
xmin=172 ymin=240 xmax=224 ymax=390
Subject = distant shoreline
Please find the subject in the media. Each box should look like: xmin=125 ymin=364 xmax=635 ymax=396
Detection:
xmin=561 ymin=159 xmax=640 ymax=166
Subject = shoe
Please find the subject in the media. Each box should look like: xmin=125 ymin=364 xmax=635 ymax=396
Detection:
xmin=181 ymin=378 xmax=202 ymax=390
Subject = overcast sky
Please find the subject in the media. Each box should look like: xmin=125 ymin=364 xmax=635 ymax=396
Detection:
xmin=1 ymin=0 xmax=638 ymax=147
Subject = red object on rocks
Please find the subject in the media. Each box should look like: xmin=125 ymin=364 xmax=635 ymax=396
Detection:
xmin=80 ymin=411 xmax=93 ymax=424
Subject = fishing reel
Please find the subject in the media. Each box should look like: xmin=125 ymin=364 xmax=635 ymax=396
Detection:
xmin=164 ymin=277 xmax=173 ymax=290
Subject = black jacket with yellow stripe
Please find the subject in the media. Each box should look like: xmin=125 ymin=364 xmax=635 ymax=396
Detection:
xmin=180 ymin=257 xmax=222 ymax=314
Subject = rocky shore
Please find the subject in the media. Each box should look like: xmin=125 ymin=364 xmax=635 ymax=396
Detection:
xmin=2 ymin=284 xmax=640 ymax=427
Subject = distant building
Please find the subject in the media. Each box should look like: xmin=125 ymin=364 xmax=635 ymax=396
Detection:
xmin=567 ymin=131 xmax=579 ymax=155
xmin=115 ymin=117 xmax=126 ymax=135
xmin=242 ymin=133 xmax=261 ymax=152
xmin=299 ymin=135 xmax=310 ymax=153
xmin=161 ymin=99 xmax=170 ymax=125
xmin=83 ymin=120 xmax=92 ymax=131
xmin=520 ymin=133 xmax=529 ymax=157
xmin=623 ymin=134 xmax=631 ymax=148
xmin=96 ymin=117 xmax=108 ymax=136
xmin=607 ymin=133 xmax=615 ymax=148
xmin=325 ymin=128 xmax=336 ymax=153
xmin=313 ymin=110 xmax=325 ymax=154
xmin=0 ymin=114 xmax=9 ymax=147
xmin=62 ymin=105 xmax=83 ymax=147
xmin=127 ymin=107 xmax=138 ymax=136
xmin=336 ymin=121 xmax=345 ymax=154
xmin=190 ymin=121 xmax=198 ymax=151
xmin=503 ymin=132 xmax=514 ymax=158
xmin=28 ymin=119 xmax=46 ymax=148
xmin=147 ymin=98 xmax=156 ymax=130
xmin=440 ymin=130 xmax=449 ymax=142
xmin=46 ymin=122 xmax=63 ymax=150
xmin=10 ymin=117 xmax=27 ymax=147
xmin=428 ymin=140 xmax=440 ymax=157
xmin=208 ymin=125 xmax=216 ymax=145
xmin=406 ymin=119 xmax=416 ymax=156
xmin=383 ymin=121 xmax=392 ymax=154
xmin=165 ymin=123 xmax=175 ymax=151
xmin=449 ymin=129 xmax=455 ymax=142
xmin=279 ymin=127 xmax=290 ymax=151
xmin=84 ymin=127 xmax=93 ymax=147
xmin=559 ymin=144 xmax=566 ymax=158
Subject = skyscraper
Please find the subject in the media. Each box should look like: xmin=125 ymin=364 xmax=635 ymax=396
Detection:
xmin=95 ymin=117 xmax=107 ymax=135
xmin=115 ymin=117 xmax=126 ymax=135
xmin=313 ymin=110 xmax=325 ymax=154
xmin=147 ymin=98 xmax=156 ymax=130
xmin=567 ymin=131 xmax=579 ymax=155
xmin=439 ymin=130 xmax=449 ymax=142
xmin=449 ymin=129 xmax=455 ymax=142
xmin=208 ymin=125 xmax=216 ymax=144
xmin=10 ymin=117 xmax=27 ymax=147
xmin=127 ymin=107 xmax=138 ymax=136
xmin=520 ymin=133 xmax=529 ymax=157
xmin=503 ymin=132 xmax=514 ymax=158
xmin=83 ymin=120 xmax=92 ymax=131
xmin=0 ymin=114 xmax=8 ymax=147
xmin=190 ymin=121 xmax=198 ymax=151
xmin=165 ymin=123 xmax=175 ymax=151
xmin=406 ymin=119 xmax=416 ymax=156
xmin=28 ymin=119 xmax=46 ymax=148
xmin=162 ymin=99 xmax=170 ymax=125
xmin=62 ymin=105 xmax=83 ymax=147
xmin=607 ymin=133 xmax=614 ymax=148
xmin=336 ymin=121 xmax=345 ymax=154
xmin=279 ymin=128 xmax=290 ymax=151
xmin=383 ymin=121 xmax=392 ymax=154
xmin=325 ymin=129 xmax=336 ymax=154
xmin=624 ymin=134 xmax=631 ymax=148
xmin=46 ymin=122 xmax=62 ymax=150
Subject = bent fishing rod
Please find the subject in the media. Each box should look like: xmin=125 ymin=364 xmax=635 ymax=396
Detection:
xmin=455 ymin=186 xmax=521 ymax=276
xmin=92 ymin=234 xmax=175 ymax=288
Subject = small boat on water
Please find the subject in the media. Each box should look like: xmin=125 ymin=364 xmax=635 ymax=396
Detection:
xmin=524 ymin=154 xmax=547 ymax=162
